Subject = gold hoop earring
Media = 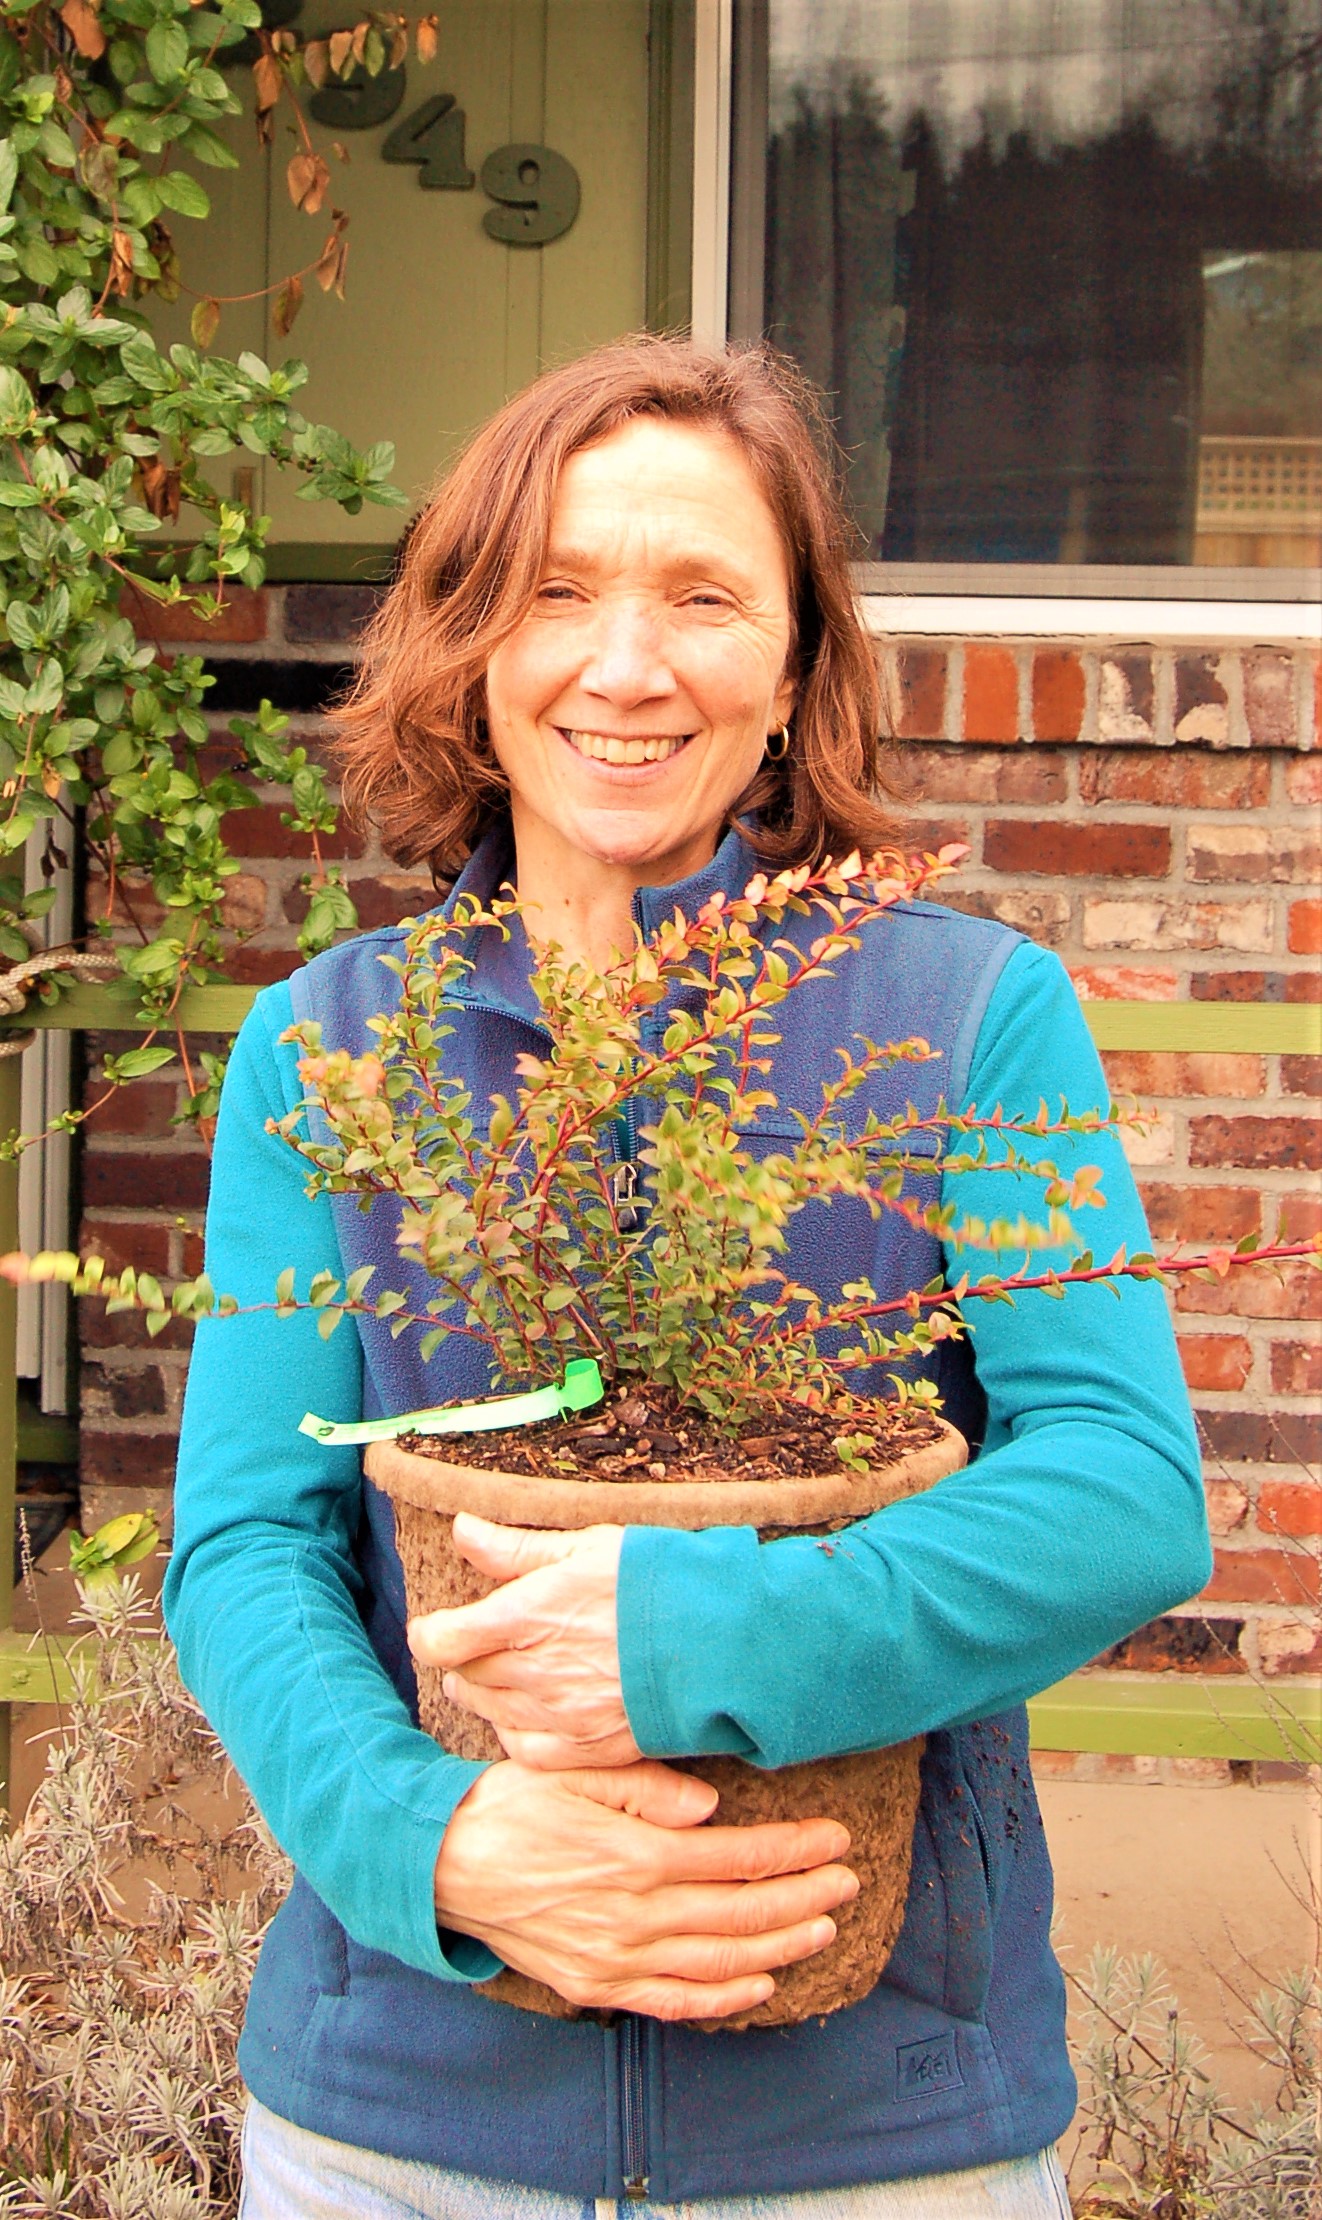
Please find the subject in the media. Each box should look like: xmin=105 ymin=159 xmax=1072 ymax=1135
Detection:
xmin=765 ymin=722 xmax=791 ymax=762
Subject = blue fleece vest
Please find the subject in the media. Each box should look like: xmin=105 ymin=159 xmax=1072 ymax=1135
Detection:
xmin=239 ymin=828 xmax=1076 ymax=2199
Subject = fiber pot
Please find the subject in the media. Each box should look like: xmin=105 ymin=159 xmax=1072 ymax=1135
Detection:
xmin=366 ymin=1414 xmax=966 ymax=2030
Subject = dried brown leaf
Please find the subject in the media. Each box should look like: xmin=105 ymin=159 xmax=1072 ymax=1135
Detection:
xmin=349 ymin=19 xmax=369 ymax=64
xmin=58 ymin=0 xmax=106 ymax=61
xmin=139 ymin=459 xmax=182 ymax=522
xmin=328 ymin=27 xmax=354 ymax=75
xmin=314 ymin=213 xmax=349 ymax=298
xmin=389 ymin=20 xmax=407 ymax=69
xmin=302 ymin=37 xmax=329 ymax=87
xmin=190 ymin=294 xmax=220 ymax=348
xmin=273 ymin=272 xmax=303 ymax=339
xmin=331 ymin=140 xmax=350 ymax=163
xmin=415 ymin=12 xmax=437 ymax=63
xmin=252 ymin=48 xmax=282 ymax=111
xmin=108 ymin=227 xmax=134 ymax=298
xmin=286 ymin=151 xmax=329 ymax=213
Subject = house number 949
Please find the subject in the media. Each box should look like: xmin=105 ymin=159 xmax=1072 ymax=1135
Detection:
xmin=308 ymin=72 xmax=580 ymax=246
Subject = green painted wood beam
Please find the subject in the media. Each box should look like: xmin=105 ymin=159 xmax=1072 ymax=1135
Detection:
xmin=1082 ymin=1001 xmax=1321 ymax=1054
xmin=0 ymin=991 xmax=1317 ymax=1053
xmin=0 ymin=1630 xmax=85 ymax=1705
xmin=1028 ymin=1673 xmax=1321 ymax=1763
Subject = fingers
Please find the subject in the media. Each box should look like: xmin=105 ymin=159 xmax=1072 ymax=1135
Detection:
xmin=654 ymin=1811 xmax=853 ymax=1883
xmin=604 ymin=1973 xmax=777 ymax=2021
xmin=568 ymin=1761 xmax=719 ymax=1828
xmin=408 ymin=1584 xmax=533 ymax=1671
xmin=451 ymin=1513 xmax=584 ymax=1581
xmin=648 ymin=1914 xmax=840 ymax=1983
xmin=636 ymin=1863 xmax=859 ymax=1942
xmin=486 ymin=1724 xmax=645 ymax=1771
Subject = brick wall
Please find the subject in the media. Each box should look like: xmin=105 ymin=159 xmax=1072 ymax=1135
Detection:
xmin=79 ymin=591 xmax=1321 ymax=1756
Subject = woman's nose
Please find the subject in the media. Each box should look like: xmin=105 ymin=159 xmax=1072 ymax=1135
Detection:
xmin=579 ymin=603 xmax=677 ymax=706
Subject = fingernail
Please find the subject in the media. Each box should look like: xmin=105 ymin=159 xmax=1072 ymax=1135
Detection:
xmin=840 ymin=1872 xmax=861 ymax=1901
xmin=751 ymin=1978 xmax=774 ymax=2002
xmin=812 ymin=1918 xmax=837 ymax=1949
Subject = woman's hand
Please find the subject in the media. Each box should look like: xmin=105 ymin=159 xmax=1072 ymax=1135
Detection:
xmin=408 ymin=1513 xmax=638 ymax=1768
xmin=434 ymin=1758 xmax=858 ymax=2021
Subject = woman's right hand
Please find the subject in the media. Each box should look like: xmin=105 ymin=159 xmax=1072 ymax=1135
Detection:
xmin=433 ymin=1758 xmax=858 ymax=2022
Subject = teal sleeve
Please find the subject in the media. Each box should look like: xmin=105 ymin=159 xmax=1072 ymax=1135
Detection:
xmin=163 ymin=983 xmax=500 ymax=1983
xmin=616 ymin=940 xmax=1210 ymax=1764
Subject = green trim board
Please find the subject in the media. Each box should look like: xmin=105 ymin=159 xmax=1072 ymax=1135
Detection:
xmin=0 ymin=1629 xmax=85 ymax=1705
xmin=1028 ymin=1673 xmax=1321 ymax=1763
xmin=0 ymin=991 xmax=1316 ymax=1053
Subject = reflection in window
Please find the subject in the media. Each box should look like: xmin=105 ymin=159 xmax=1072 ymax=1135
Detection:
xmin=760 ymin=1 xmax=1322 ymax=568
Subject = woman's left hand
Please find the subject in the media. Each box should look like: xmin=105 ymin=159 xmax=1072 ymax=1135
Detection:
xmin=407 ymin=1512 xmax=641 ymax=1769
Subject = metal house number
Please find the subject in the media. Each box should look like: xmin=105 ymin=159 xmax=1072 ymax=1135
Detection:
xmin=308 ymin=58 xmax=580 ymax=246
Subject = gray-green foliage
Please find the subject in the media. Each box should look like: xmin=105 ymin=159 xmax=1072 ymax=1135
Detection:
xmin=1068 ymin=1945 xmax=1320 ymax=2219
xmin=0 ymin=1573 xmax=290 ymax=2214
xmin=0 ymin=0 xmax=406 ymax=1049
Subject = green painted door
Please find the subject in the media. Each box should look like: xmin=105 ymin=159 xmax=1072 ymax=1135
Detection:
xmin=162 ymin=0 xmax=650 ymax=562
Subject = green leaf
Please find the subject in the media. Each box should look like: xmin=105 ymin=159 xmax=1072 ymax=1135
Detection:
xmin=146 ymin=18 xmax=189 ymax=80
xmin=103 ymin=1043 xmax=176 ymax=1082
xmin=156 ymin=169 xmax=211 ymax=219
xmin=275 ymin=1266 xmax=296 ymax=1303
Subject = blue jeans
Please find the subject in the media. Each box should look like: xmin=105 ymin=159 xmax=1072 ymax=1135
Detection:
xmin=240 ymin=2098 xmax=1073 ymax=2218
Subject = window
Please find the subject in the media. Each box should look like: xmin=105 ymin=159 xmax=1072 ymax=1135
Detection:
xmin=734 ymin=1 xmax=1322 ymax=586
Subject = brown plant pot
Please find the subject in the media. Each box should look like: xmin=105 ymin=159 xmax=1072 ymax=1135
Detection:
xmin=366 ymin=1413 xmax=966 ymax=2030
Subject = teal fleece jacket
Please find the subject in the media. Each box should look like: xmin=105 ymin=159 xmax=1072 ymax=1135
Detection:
xmin=166 ymin=938 xmax=1209 ymax=1982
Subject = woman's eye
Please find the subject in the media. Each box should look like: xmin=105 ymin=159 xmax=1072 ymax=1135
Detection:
xmin=537 ymin=582 xmax=580 ymax=603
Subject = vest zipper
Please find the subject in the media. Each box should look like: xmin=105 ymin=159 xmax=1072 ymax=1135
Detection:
xmin=620 ymin=2012 xmax=650 ymax=2198
xmin=609 ymin=1106 xmax=642 ymax=1230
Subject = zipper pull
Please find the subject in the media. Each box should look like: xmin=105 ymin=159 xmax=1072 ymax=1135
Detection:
xmin=610 ymin=1158 xmax=640 ymax=1228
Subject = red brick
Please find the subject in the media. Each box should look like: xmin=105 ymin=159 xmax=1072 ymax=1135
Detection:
xmin=985 ymin=819 xmax=1169 ymax=878
xmin=1242 ymin=649 xmax=1297 ymax=749
xmin=82 ymin=1360 xmax=168 ymax=1418
xmin=1192 ymin=971 xmax=1278 ymax=1002
xmin=1282 ymin=1056 xmax=1322 ymax=1098
xmin=221 ymin=803 xmax=365 ymax=861
xmin=1071 ymin=965 xmax=1179 ymax=1001
xmin=1275 ymin=1193 xmax=1322 ymax=1240
xmin=962 ymin=645 xmax=1019 ymax=743
xmin=1288 ymin=901 xmax=1322 ymax=955
xmin=1205 ymin=1477 xmax=1250 ymax=1534
xmin=1097 ymin=655 xmax=1154 ymax=742
xmin=124 ymin=583 xmax=268 ymax=645
xmin=1285 ymin=755 xmax=1322 ymax=805
xmin=1082 ymin=898 xmax=1273 ymax=954
xmin=1270 ymin=1339 xmax=1322 ymax=1393
xmin=1198 ymin=1408 xmax=1320 ymax=1464
xmin=78 ymin=1216 xmax=173 ymax=1275
xmin=1178 ymin=1333 xmax=1252 ymax=1391
xmin=1095 ymin=1614 xmax=1244 ymax=1672
xmin=1140 ymin=1183 xmax=1260 ymax=1243
xmin=284 ymin=873 xmax=434 ymax=933
xmin=1186 ymin=826 xmax=1270 ymax=883
xmin=1174 ymin=653 xmax=1231 ymax=745
xmin=902 ymin=745 xmax=1066 ymax=805
xmin=221 ymin=946 xmax=302 ymax=985
xmin=1259 ymin=1621 xmax=1322 ymax=1675
xmin=80 ymin=1430 xmax=181 ymax=1489
xmin=1190 ymin=1114 xmax=1321 ymax=1171
xmin=1258 ymin=1482 xmax=1322 ymax=1538
xmin=939 ymin=886 xmax=1070 ymax=945
xmin=1103 ymin=1052 xmax=1265 ymax=1098
xmin=80 ymin=1307 xmax=194 ymax=1351
xmin=1079 ymin=750 xmax=1269 ymax=810
xmin=181 ymin=1229 xmax=205 ymax=1277
xmin=82 ymin=1150 xmax=212 ymax=1210
xmin=283 ymin=583 xmax=383 ymax=644
xmin=1286 ymin=970 xmax=1322 ymax=1002
xmin=1203 ymin=1547 xmax=1319 ymax=1606
xmin=81 ymin=1079 xmax=180 ymax=1139
xmin=1175 ymin=1262 xmax=1322 ymax=1322
xmin=1031 ymin=650 xmax=1085 ymax=742
xmin=894 ymin=646 xmax=948 ymax=740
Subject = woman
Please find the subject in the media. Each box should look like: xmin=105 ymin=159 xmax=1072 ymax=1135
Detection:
xmin=168 ymin=338 xmax=1209 ymax=2217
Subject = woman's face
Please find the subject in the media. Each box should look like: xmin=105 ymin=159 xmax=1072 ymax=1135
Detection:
xmin=484 ymin=416 xmax=796 ymax=889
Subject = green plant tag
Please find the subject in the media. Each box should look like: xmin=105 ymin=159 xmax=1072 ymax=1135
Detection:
xmin=298 ymin=1358 xmax=604 ymax=1447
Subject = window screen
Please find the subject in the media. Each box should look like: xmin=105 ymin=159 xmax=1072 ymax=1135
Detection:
xmin=756 ymin=1 xmax=1321 ymax=571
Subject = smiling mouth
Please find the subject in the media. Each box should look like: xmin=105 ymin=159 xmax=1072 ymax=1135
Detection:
xmin=559 ymin=727 xmax=695 ymax=766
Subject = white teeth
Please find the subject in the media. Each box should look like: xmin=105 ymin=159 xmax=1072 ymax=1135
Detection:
xmin=563 ymin=730 xmax=689 ymax=764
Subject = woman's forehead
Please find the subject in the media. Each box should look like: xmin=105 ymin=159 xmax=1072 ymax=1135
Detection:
xmin=546 ymin=419 xmax=789 ymax=579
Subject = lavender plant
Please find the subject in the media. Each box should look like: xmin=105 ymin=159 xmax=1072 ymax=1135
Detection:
xmin=0 ymin=1570 xmax=289 ymax=2216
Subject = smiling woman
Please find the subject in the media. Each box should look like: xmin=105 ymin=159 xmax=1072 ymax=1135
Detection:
xmin=332 ymin=339 xmax=894 ymax=919
xmin=167 ymin=334 xmax=1208 ymax=2219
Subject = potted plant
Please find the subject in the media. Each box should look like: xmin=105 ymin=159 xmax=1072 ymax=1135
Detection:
xmin=261 ymin=844 xmax=1085 ymax=2029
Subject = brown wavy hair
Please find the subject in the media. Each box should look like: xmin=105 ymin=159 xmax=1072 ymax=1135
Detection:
xmin=332 ymin=335 xmax=894 ymax=879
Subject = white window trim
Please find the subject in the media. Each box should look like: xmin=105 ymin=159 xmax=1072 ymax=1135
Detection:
xmin=859 ymin=596 xmax=1322 ymax=644
xmin=691 ymin=0 xmax=733 ymax=347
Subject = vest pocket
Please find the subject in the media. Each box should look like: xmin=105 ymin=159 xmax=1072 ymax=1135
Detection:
xmin=882 ymin=1733 xmax=995 ymax=2022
